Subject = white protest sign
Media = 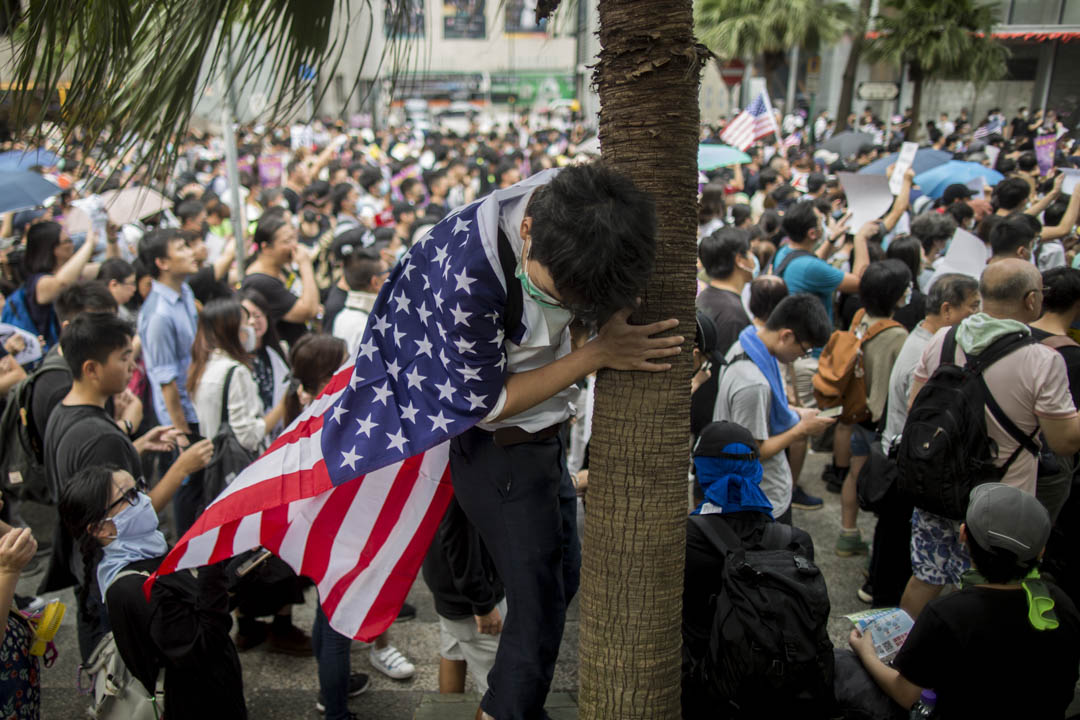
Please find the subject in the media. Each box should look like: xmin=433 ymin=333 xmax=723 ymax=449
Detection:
xmin=0 ymin=323 xmax=43 ymax=366
xmin=984 ymin=145 xmax=1000 ymax=170
xmin=837 ymin=172 xmax=894 ymax=234
xmin=1061 ymin=168 xmax=1080 ymax=197
xmin=966 ymin=175 xmax=987 ymax=196
xmin=890 ymin=142 xmax=918 ymax=196
xmin=926 ymin=227 xmax=988 ymax=290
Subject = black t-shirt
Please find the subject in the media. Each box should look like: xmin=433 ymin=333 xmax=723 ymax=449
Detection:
xmin=322 ymin=285 xmax=348 ymax=334
xmin=281 ymin=187 xmax=300 ymax=214
xmin=692 ymin=287 xmax=752 ymax=436
xmin=186 ymin=267 xmax=232 ymax=306
xmin=30 ymin=346 xmax=114 ymax=447
xmin=892 ymin=288 xmax=926 ymax=333
xmin=1029 ymin=327 xmax=1080 ymax=407
xmin=893 ymin=584 xmax=1080 ymax=719
xmin=240 ymin=272 xmax=307 ymax=347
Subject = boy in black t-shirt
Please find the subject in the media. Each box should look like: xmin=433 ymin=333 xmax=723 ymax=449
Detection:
xmin=849 ymin=483 xmax=1080 ymax=718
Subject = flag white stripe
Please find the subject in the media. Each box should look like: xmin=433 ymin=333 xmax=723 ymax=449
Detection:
xmin=330 ymin=444 xmax=449 ymax=638
xmin=277 ymin=490 xmax=337 ymax=570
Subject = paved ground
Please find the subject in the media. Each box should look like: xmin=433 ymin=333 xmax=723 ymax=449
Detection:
xmin=15 ymin=447 xmax=874 ymax=719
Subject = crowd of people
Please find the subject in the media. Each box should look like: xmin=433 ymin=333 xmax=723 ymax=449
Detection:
xmin=0 ymin=99 xmax=1077 ymax=720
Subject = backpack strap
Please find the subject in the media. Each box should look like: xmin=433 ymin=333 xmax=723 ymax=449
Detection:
xmin=690 ymin=514 xmax=745 ymax=558
xmin=964 ymin=330 xmax=1036 ymax=373
xmin=220 ymin=365 xmax=238 ymax=430
xmin=862 ymin=318 xmax=904 ymax=344
xmin=496 ymin=227 xmax=524 ymax=345
xmin=982 ymin=381 xmax=1041 ymax=466
xmin=760 ymin=521 xmax=794 ymax=550
xmin=940 ymin=326 xmax=960 ymax=367
xmin=772 ymin=248 xmax=812 ymax=278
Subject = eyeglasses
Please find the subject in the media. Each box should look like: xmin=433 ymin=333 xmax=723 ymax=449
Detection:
xmin=798 ymin=340 xmax=815 ymax=357
xmin=106 ymin=477 xmax=148 ymax=514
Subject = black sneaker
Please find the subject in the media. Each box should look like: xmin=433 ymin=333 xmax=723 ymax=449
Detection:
xmin=316 ymin=673 xmax=371 ymax=712
xmin=822 ymin=464 xmax=845 ymax=494
xmin=394 ymin=602 xmax=417 ymax=623
xmin=791 ymin=486 xmax=824 ymax=510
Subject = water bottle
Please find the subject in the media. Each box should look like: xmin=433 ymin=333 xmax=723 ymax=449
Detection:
xmin=910 ymin=689 xmax=937 ymax=719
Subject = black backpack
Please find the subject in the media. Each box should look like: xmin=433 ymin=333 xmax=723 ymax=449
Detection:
xmin=896 ymin=327 xmax=1039 ymax=520
xmin=0 ymin=349 xmax=70 ymax=503
xmin=201 ymin=366 xmax=259 ymax=512
xmin=691 ymin=516 xmax=835 ymax=718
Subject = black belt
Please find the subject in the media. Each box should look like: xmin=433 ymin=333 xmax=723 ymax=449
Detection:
xmin=477 ymin=422 xmax=562 ymax=447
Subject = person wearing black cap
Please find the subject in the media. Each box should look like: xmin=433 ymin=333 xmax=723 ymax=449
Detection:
xmin=681 ymin=421 xmax=815 ymax=718
xmin=850 ymin=482 xmax=1080 ymax=717
xmin=941 ymin=183 xmax=975 ymax=208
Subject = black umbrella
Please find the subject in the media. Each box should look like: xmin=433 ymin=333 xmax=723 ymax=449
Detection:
xmin=820 ymin=131 xmax=876 ymax=160
xmin=0 ymin=170 xmax=61 ymax=213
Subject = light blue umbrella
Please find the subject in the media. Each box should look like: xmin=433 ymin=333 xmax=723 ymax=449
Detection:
xmin=0 ymin=170 xmax=61 ymax=213
xmin=0 ymin=149 xmax=62 ymax=171
xmin=858 ymin=148 xmax=952 ymax=176
xmin=914 ymin=161 xmax=1004 ymax=199
xmin=699 ymin=144 xmax=751 ymax=171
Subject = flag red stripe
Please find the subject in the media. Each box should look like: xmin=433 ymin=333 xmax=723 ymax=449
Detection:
xmin=209 ymin=519 xmax=241 ymax=564
xmin=356 ymin=464 xmax=455 ymax=639
xmin=299 ymin=480 xmax=365 ymax=584
xmin=260 ymin=503 xmax=292 ymax=555
xmin=320 ymin=453 xmax=426 ymax=619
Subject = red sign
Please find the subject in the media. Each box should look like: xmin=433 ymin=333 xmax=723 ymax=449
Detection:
xmin=720 ymin=60 xmax=745 ymax=88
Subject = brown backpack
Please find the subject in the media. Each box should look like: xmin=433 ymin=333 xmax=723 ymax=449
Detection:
xmin=812 ymin=309 xmax=902 ymax=424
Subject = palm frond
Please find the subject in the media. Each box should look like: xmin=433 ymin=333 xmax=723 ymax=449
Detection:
xmin=695 ymin=0 xmax=853 ymax=60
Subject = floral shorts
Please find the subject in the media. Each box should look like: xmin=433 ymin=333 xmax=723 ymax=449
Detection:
xmin=909 ymin=508 xmax=972 ymax=586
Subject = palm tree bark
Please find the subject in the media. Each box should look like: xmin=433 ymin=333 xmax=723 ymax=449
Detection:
xmin=580 ymin=1 xmax=704 ymax=718
xmin=836 ymin=0 xmax=873 ymax=131
xmin=907 ymin=61 xmax=924 ymax=143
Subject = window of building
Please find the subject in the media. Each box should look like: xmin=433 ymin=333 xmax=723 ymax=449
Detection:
xmin=1009 ymin=0 xmax=1062 ymax=24
xmin=1062 ymin=0 xmax=1080 ymax=22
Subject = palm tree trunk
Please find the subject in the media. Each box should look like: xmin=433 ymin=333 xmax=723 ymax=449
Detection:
xmin=836 ymin=0 xmax=872 ymax=131
xmin=908 ymin=62 xmax=924 ymax=143
xmin=581 ymin=1 xmax=703 ymax=718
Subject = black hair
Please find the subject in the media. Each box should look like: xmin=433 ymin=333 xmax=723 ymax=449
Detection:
xmin=990 ymin=215 xmax=1038 ymax=257
xmin=58 ymin=465 xmax=116 ymax=630
xmin=748 ymin=275 xmax=788 ymax=321
xmin=926 ymin=273 xmax=979 ymax=315
xmin=1044 ymin=199 xmax=1070 ymax=228
xmin=730 ymin=203 xmax=752 ymax=228
xmin=253 ymin=208 xmax=290 ymax=250
xmin=343 ymin=247 xmax=383 ymax=292
xmin=60 ymin=312 xmax=134 ymax=380
xmin=807 ymin=172 xmax=826 ymax=194
xmin=993 ymin=177 xmax=1031 ymax=212
xmin=781 ymin=200 xmax=819 ymax=244
xmin=764 ymin=292 xmax=832 ymax=347
xmin=55 ymin=281 xmax=118 ymax=323
xmin=524 ymin=163 xmax=656 ymax=325
xmin=910 ymin=212 xmax=957 ymax=255
xmin=137 ymin=228 xmax=182 ymax=279
xmin=699 ymin=183 xmax=727 ymax=225
xmin=1017 ymin=152 xmax=1038 ymax=173
xmin=759 ymin=209 xmax=783 ymax=239
xmin=97 ymin=257 xmax=135 ymax=285
xmin=238 ymin=287 xmax=286 ymax=361
xmin=966 ymin=530 xmax=1036 ymax=584
xmin=945 ymin=201 xmax=975 ymax=228
xmin=399 ymin=177 xmax=421 ymax=197
xmin=331 ymin=182 xmax=355 ymax=216
xmin=392 ymin=202 xmax=415 ymax=222
xmin=757 ymin=167 xmax=779 ymax=190
xmin=1041 ymin=267 xmax=1080 ymax=314
xmin=885 ymin=235 xmax=922 ymax=283
xmin=976 ymin=214 xmax=1004 ymax=245
xmin=175 ymin=199 xmax=204 ymax=226
xmin=997 ymin=157 xmax=1017 ymax=175
xmin=358 ymin=167 xmax=383 ymax=192
xmin=22 ymin=221 xmax=65 ymax=275
xmin=859 ymin=259 xmax=912 ymax=317
xmin=698 ymin=227 xmax=750 ymax=280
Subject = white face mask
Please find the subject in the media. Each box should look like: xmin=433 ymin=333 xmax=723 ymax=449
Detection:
xmin=240 ymin=325 xmax=257 ymax=353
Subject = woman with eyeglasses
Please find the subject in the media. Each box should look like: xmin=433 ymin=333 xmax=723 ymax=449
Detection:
xmin=58 ymin=465 xmax=247 ymax=718
xmin=238 ymin=287 xmax=291 ymax=439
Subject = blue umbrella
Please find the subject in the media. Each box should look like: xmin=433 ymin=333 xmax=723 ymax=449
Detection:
xmin=0 ymin=170 xmax=62 ymax=213
xmin=858 ymin=148 xmax=953 ymax=176
xmin=699 ymin=144 xmax=751 ymax=171
xmin=0 ymin=149 xmax=62 ymax=171
xmin=914 ymin=161 xmax=1004 ymax=199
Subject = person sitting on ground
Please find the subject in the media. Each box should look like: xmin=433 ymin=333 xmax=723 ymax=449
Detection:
xmin=59 ymin=466 xmax=247 ymax=718
xmin=713 ymin=294 xmax=836 ymax=525
xmin=850 ymin=483 xmax=1080 ymax=717
xmin=900 ymin=259 xmax=1080 ymax=619
xmin=682 ymin=421 xmax=815 ymax=719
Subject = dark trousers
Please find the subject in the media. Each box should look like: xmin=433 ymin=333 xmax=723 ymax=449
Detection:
xmin=867 ymin=498 xmax=914 ymax=607
xmin=171 ymin=424 xmax=204 ymax=538
xmin=450 ymin=426 xmax=581 ymax=720
xmin=312 ymin=603 xmax=352 ymax=720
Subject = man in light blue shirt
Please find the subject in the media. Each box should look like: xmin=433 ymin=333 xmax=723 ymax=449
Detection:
xmin=137 ymin=228 xmax=201 ymax=532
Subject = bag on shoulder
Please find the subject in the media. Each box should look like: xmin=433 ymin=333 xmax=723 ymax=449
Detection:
xmin=896 ymin=327 xmax=1039 ymax=520
xmin=79 ymin=571 xmax=162 ymax=720
xmin=690 ymin=516 xmax=835 ymax=718
xmin=0 ymin=349 xmax=70 ymax=503
xmin=857 ymin=437 xmax=902 ymax=514
xmin=1 ymin=285 xmax=60 ymax=351
xmin=813 ymin=309 xmax=901 ymax=424
xmin=202 ymin=365 xmax=259 ymax=511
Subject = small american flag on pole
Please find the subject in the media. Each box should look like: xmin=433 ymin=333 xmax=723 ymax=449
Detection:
xmin=145 ymin=172 xmax=554 ymax=640
xmin=721 ymin=91 xmax=780 ymax=151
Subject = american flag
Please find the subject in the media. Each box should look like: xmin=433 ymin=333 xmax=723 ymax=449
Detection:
xmin=145 ymin=172 xmax=552 ymax=640
xmin=721 ymin=91 xmax=780 ymax=151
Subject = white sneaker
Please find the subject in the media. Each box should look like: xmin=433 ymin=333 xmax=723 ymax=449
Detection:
xmin=369 ymin=644 xmax=415 ymax=680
